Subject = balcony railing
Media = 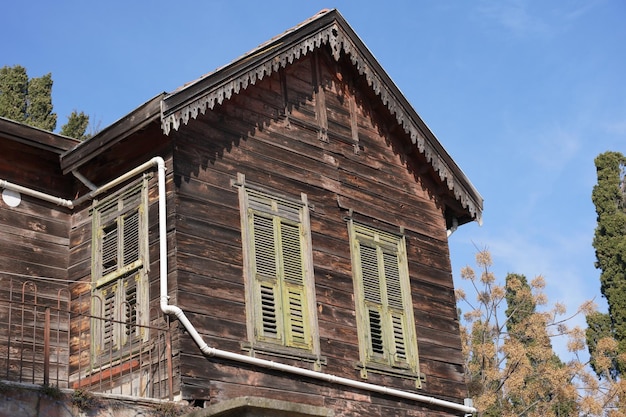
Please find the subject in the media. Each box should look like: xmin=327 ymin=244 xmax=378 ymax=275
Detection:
xmin=0 ymin=277 xmax=173 ymax=400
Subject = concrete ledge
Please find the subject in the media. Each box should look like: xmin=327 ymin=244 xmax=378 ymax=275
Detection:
xmin=185 ymin=396 xmax=334 ymax=417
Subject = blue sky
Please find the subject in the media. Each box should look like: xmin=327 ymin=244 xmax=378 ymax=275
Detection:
xmin=3 ymin=1 xmax=625 ymax=356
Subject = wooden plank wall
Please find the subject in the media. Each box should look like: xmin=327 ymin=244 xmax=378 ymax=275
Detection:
xmin=0 ymin=139 xmax=72 ymax=386
xmin=171 ymin=46 xmax=467 ymax=414
xmin=66 ymin=126 xmax=178 ymax=398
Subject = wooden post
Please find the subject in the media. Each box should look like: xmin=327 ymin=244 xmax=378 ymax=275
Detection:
xmin=44 ymin=307 xmax=50 ymax=386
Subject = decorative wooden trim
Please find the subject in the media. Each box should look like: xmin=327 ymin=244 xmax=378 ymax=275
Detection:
xmin=312 ymin=52 xmax=328 ymax=143
xmin=160 ymin=10 xmax=482 ymax=224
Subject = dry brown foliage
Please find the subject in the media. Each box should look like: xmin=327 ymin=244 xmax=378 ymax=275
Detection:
xmin=457 ymin=249 xmax=625 ymax=416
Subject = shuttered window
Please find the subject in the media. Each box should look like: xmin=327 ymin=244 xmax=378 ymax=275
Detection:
xmin=91 ymin=178 xmax=149 ymax=358
xmin=349 ymin=221 xmax=420 ymax=381
xmin=241 ymin=187 xmax=316 ymax=352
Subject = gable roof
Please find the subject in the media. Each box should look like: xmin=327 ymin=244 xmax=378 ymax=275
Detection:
xmin=61 ymin=9 xmax=482 ymax=225
xmin=160 ymin=9 xmax=483 ymax=225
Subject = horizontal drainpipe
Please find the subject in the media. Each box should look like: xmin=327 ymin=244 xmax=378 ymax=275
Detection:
xmin=0 ymin=158 xmax=165 ymax=209
xmin=0 ymin=179 xmax=74 ymax=208
xmin=1 ymin=157 xmax=477 ymax=415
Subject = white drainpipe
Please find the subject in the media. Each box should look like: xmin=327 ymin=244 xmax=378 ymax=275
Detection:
xmin=1 ymin=156 xmax=477 ymax=416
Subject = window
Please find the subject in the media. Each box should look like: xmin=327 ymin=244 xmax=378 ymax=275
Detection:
xmin=91 ymin=178 xmax=149 ymax=359
xmin=238 ymin=181 xmax=320 ymax=361
xmin=348 ymin=221 xmax=420 ymax=384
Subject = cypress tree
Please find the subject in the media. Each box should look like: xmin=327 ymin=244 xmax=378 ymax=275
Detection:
xmin=0 ymin=65 xmax=28 ymax=123
xmin=0 ymin=65 xmax=56 ymax=130
xmin=26 ymin=72 xmax=56 ymax=131
xmin=0 ymin=65 xmax=90 ymax=139
xmin=60 ymin=110 xmax=91 ymax=141
xmin=587 ymin=151 xmax=626 ymax=377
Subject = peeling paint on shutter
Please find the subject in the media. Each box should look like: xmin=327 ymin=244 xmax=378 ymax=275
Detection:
xmin=122 ymin=210 xmax=140 ymax=266
xmin=361 ymin=244 xmax=381 ymax=304
xmin=280 ymin=221 xmax=310 ymax=347
xmin=259 ymin=281 xmax=279 ymax=339
xmin=91 ymin=177 xmax=150 ymax=363
xmin=252 ymin=214 xmax=277 ymax=279
xmin=101 ymin=223 xmax=119 ymax=276
xmin=246 ymin=187 xmax=313 ymax=349
xmin=351 ymin=222 xmax=418 ymax=375
xmin=285 ymin=286 xmax=308 ymax=346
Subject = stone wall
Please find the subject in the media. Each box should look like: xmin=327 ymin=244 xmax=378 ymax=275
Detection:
xmin=0 ymin=383 xmax=189 ymax=417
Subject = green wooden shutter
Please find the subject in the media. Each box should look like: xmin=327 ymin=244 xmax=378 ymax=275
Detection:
xmin=360 ymin=243 xmax=385 ymax=358
xmin=251 ymin=212 xmax=281 ymax=341
xmin=259 ymin=281 xmax=279 ymax=339
xmin=99 ymin=281 xmax=117 ymax=353
xmin=383 ymin=251 xmax=408 ymax=363
xmin=122 ymin=210 xmax=140 ymax=266
xmin=280 ymin=221 xmax=309 ymax=348
xmin=247 ymin=189 xmax=311 ymax=349
xmin=123 ymin=274 xmax=139 ymax=344
xmin=351 ymin=222 xmax=419 ymax=381
xmin=101 ymin=223 xmax=119 ymax=276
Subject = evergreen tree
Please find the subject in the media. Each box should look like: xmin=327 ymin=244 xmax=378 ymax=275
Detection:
xmin=24 ymin=71 xmax=56 ymax=131
xmin=0 ymin=65 xmax=90 ymax=140
xmin=587 ymin=151 xmax=626 ymax=378
xmin=0 ymin=65 xmax=28 ymax=122
xmin=504 ymin=274 xmax=577 ymax=416
xmin=60 ymin=110 xmax=91 ymax=140
xmin=0 ymin=65 xmax=56 ymax=130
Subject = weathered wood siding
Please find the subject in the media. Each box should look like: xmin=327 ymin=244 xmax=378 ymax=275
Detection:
xmin=66 ymin=125 xmax=177 ymax=398
xmin=0 ymin=138 xmax=72 ymax=386
xmin=171 ymin=47 xmax=466 ymax=413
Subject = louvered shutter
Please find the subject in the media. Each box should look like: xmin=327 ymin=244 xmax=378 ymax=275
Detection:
xmin=360 ymin=243 xmax=385 ymax=357
xmin=122 ymin=210 xmax=140 ymax=266
xmin=92 ymin=179 xmax=149 ymax=361
xmin=259 ymin=281 xmax=279 ymax=339
xmin=351 ymin=222 xmax=419 ymax=380
xmin=246 ymin=188 xmax=313 ymax=349
xmin=252 ymin=212 xmax=281 ymax=341
xmin=280 ymin=221 xmax=309 ymax=347
xmin=101 ymin=223 xmax=119 ymax=276
xmin=383 ymin=251 xmax=408 ymax=364
xmin=123 ymin=275 xmax=139 ymax=343
xmin=99 ymin=281 xmax=118 ymax=352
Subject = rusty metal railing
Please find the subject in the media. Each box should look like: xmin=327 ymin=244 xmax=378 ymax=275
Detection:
xmin=0 ymin=277 xmax=173 ymax=400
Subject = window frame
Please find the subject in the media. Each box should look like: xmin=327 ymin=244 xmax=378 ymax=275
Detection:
xmin=90 ymin=177 xmax=150 ymax=362
xmin=348 ymin=220 xmax=421 ymax=385
xmin=237 ymin=179 xmax=321 ymax=366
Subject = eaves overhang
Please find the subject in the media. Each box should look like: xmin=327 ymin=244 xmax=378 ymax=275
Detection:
xmin=160 ymin=9 xmax=483 ymax=224
xmin=60 ymin=93 xmax=165 ymax=175
xmin=0 ymin=116 xmax=80 ymax=154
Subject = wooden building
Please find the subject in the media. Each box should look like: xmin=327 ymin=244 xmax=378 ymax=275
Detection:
xmin=0 ymin=9 xmax=482 ymax=416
